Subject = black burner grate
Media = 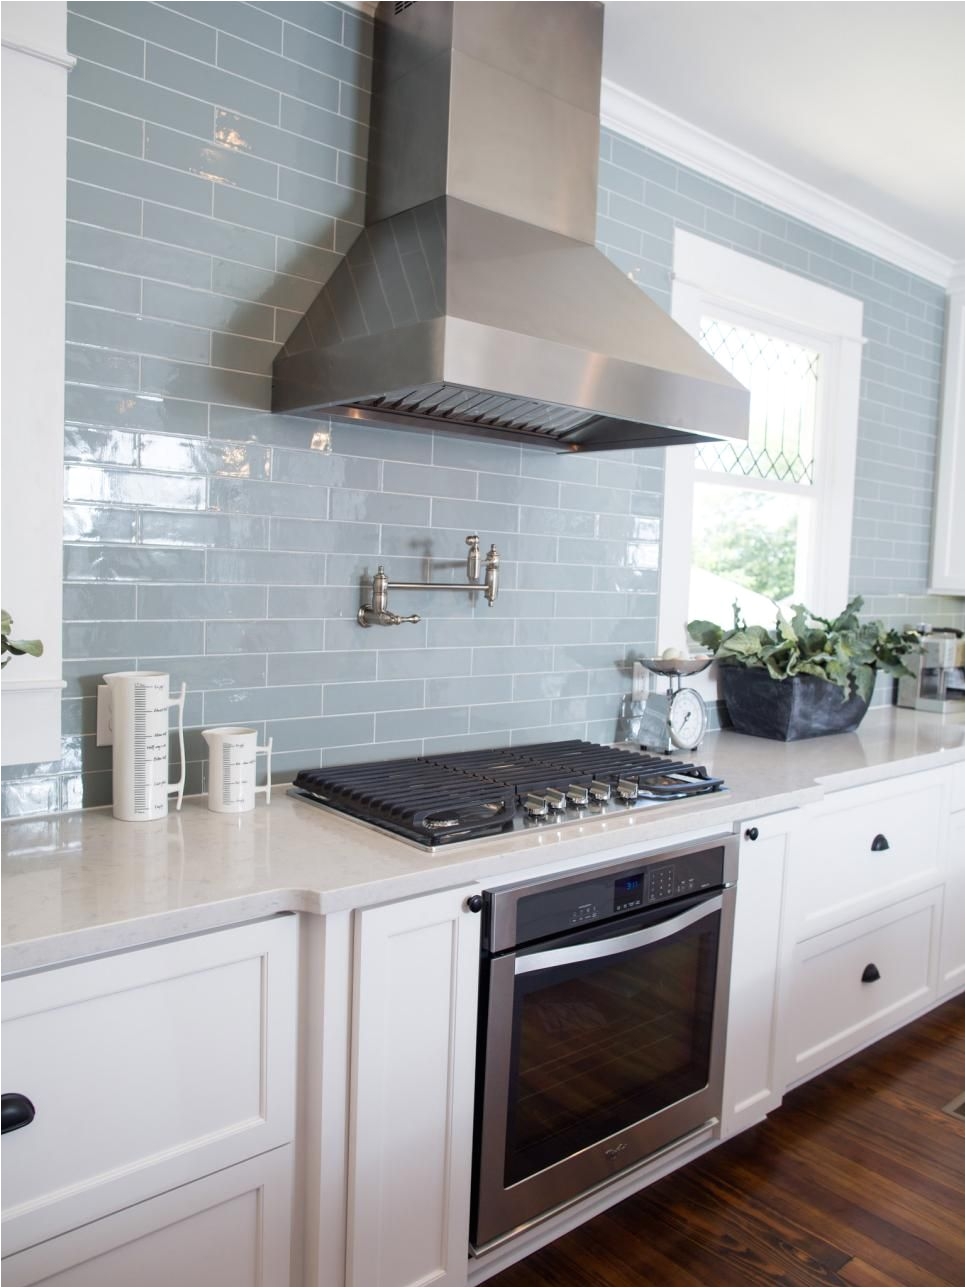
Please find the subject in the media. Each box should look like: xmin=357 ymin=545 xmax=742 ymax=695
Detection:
xmin=292 ymin=740 xmax=723 ymax=846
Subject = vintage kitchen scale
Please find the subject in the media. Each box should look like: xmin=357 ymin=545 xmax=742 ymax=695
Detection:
xmin=632 ymin=656 xmax=714 ymax=753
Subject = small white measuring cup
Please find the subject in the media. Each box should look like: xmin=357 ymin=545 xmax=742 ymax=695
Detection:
xmin=201 ymin=727 xmax=273 ymax=814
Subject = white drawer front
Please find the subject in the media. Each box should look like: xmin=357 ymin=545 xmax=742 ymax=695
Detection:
xmin=787 ymin=774 xmax=945 ymax=939
xmin=782 ymin=888 xmax=940 ymax=1087
xmin=2 ymin=916 xmax=296 ymax=1255
xmin=1 ymin=1146 xmax=293 ymax=1287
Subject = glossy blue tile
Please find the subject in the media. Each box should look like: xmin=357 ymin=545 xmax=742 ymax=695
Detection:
xmin=67 ymin=97 xmax=143 ymax=156
xmin=68 ymin=60 xmax=212 ymax=137
xmin=69 ymin=223 xmax=211 ymax=289
xmin=164 ymin=2 xmax=283 ymax=51
xmin=140 ymin=510 xmax=268 ymax=549
xmin=204 ymin=684 xmax=321 ymax=725
xmin=68 ymin=142 xmax=213 ymax=216
xmin=66 ymin=180 xmax=142 ymax=235
xmin=145 ymin=124 xmax=278 ymax=198
xmin=66 ymin=263 xmax=141 ymax=313
xmin=324 ymin=679 xmax=424 ymax=716
xmin=138 ymin=585 xmax=266 ymax=620
xmin=67 ymin=304 xmax=209 ymax=363
xmin=146 ymin=44 xmax=279 ymax=125
xmin=65 ymin=464 xmax=205 ymax=510
xmin=65 ymin=544 xmax=204 ymax=581
xmin=218 ymin=31 xmax=339 ymax=113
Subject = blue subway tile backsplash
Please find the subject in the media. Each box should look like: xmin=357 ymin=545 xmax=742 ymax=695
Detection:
xmin=1 ymin=1 xmax=962 ymax=816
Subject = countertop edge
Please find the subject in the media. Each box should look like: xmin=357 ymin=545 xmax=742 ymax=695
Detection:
xmin=3 ymin=713 xmax=963 ymax=977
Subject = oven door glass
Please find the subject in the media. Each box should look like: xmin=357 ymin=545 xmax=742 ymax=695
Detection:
xmin=503 ymin=892 xmax=721 ymax=1186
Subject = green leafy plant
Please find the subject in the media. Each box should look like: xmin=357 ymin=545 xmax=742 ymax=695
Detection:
xmin=687 ymin=597 xmax=920 ymax=704
xmin=1 ymin=610 xmax=44 ymax=670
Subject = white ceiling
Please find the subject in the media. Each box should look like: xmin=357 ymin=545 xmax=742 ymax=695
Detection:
xmin=602 ymin=1 xmax=965 ymax=261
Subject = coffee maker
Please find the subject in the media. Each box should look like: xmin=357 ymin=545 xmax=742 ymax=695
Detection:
xmin=896 ymin=627 xmax=965 ymax=714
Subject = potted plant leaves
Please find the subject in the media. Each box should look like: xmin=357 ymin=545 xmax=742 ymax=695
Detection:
xmin=687 ymin=597 xmax=920 ymax=741
xmin=1 ymin=610 xmax=43 ymax=670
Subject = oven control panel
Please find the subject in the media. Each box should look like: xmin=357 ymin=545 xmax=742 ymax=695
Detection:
xmin=503 ymin=843 xmax=730 ymax=949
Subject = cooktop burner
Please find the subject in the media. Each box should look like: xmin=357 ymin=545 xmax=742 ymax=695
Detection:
xmin=290 ymin=740 xmax=725 ymax=847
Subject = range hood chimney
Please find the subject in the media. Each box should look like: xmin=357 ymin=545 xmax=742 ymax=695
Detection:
xmin=272 ymin=1 xmax=750 ymax=452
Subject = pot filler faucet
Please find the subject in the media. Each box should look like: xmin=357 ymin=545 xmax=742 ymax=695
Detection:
xmin=358 ymin=534 xmax=500 ymax=628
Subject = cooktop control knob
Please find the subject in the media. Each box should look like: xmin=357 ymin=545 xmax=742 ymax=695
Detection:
xmin=524 ymin=793 xmax=550 ymax=819
xmin=545 ymin=788 xmax=567 ymax=813
xmin=566 ymin=784 xmax=589 ymax=807
xmin=589 ymin=780 xmax=611 ymax=803
xmin=616 ymin=778 xmax=639 ymax=802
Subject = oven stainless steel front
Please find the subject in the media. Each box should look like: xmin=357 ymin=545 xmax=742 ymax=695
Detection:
xmin=471 ymin=834 xmax=738 ymax=1251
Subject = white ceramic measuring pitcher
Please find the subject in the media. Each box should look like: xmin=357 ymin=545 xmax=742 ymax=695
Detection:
xmin=102 ymin=671 xmax=186 ymax=822
xmin=201 ymin=727 xmax=273 ymax=814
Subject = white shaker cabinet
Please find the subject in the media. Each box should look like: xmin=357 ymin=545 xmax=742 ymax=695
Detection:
xmin=777 ymin=771 xmax=948 ymax=1089
xmin=0 ymin=1 xmax=71 ymax=765
xmin=718 ymin=811 xmax=796 ymax=1140
xmin=346 ymin=884 xmax=482 ymax=1288
xmin=1 ymin=1146 xmax=293 ymax=1288
xmin=938 ymin=767 xmax=965 ymax=998
xmin=1 ymin=916 xmax=297 ymax=1283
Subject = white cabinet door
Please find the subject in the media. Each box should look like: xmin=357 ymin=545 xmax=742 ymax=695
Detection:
xmin=2 ymin=916 xmax=297 ymax=1254
xmin=939 ymin=808 xmax=965 ymax=998
xmin=719 ymin=812 xmax=794 ymax=1140
xmin=0 ymin=3 xmax=71 ymax=764
xmin=347 ymin=885 xmax=481 ymax=1288
xmin=1 ymin=1146 xmax=293 ymax=1288
xmin=780 ymin=887 xmax=941 ymax=1088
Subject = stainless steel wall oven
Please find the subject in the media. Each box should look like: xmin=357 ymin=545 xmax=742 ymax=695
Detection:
xmin=471 ymin=835 xmax=738 ymax=1251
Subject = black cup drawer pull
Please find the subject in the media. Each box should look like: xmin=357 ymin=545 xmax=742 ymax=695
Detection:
xmin=871 ymin=834 xmax=890 ymax=851
xmin=861 ymin=963 xmax=881 ymax=984
xmin=1 ymin=1093 xmax=36 ymax=1134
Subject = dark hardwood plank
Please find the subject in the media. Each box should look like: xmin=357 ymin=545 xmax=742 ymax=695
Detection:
xmin=484 ymin=998 xmax=964 ymax=1288
xmin=838 ymin=1256 xmax=904 ymax=1287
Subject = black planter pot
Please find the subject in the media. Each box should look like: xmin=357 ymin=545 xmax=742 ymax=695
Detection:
xmin=720 ymin=666 xmax=872 ymax=741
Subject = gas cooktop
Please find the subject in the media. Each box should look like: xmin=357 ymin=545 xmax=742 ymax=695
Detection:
xmin=289 ymin=740 xmax=725 ymax=847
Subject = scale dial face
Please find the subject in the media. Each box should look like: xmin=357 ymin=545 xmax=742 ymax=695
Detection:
xmin=668 ymin=687 xmax=708 ymax=750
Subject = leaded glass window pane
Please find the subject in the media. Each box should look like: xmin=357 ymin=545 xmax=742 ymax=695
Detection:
xmin=696 ymin=318 xmax=818 ymax=484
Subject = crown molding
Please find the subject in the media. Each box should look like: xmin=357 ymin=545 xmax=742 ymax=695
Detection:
xmin=600 ymin=78 xmax=959 ymax=291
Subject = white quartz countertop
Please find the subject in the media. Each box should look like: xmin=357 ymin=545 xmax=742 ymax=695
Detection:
xmin=3 ymin=707 xmax=962 ymax=975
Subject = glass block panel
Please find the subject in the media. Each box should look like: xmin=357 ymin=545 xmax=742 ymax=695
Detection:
xmin=697 ymin=318 xmax=818 ymax=484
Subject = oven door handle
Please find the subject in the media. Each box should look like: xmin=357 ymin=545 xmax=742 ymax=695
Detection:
xmin=514 ymin=893 xmax=723 ymax=975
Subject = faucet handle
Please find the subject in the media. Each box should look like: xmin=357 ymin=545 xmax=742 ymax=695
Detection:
xmin=483 ymin=543 xmax=500 ymax=607
xmin=465 ymin=534 xmax=481 ymax=582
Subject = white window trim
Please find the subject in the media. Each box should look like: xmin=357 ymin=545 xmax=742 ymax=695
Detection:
xmin=659 ymin=230 xmax=865 ymax=654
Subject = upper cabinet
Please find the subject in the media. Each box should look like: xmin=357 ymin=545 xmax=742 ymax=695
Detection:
xmin=0 ymin=2 xmax=72 ymax=765
xmin=929 ymin=278 xmax=965 ymax=595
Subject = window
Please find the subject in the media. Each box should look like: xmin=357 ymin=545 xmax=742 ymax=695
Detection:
xmin=660 ymin=231 xmax=864 ymax=652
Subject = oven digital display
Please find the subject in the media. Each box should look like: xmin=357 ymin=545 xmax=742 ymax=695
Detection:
xmin=613 ymin=873 xmax=644 ymax=911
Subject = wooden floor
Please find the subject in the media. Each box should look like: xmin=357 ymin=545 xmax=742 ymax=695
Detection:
xmin=485 ymin=998 xmax=964 ymax=1288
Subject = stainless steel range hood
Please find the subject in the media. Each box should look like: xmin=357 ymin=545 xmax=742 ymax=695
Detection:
xmin=272 ymin=1 xmax=750 ymax=452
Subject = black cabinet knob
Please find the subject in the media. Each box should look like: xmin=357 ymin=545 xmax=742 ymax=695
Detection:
xmin=861 ymin=963 xmax=881 ymax=984
xmin=1 ymin=1093 xmax=36 ymax=1135
xmin=744 ymin=826 xmax=760 ymax=841
xmin=871 ymin=834 xmax=890 ymax=851
xmin=465 ymin=894 xmax=484 ymax=914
